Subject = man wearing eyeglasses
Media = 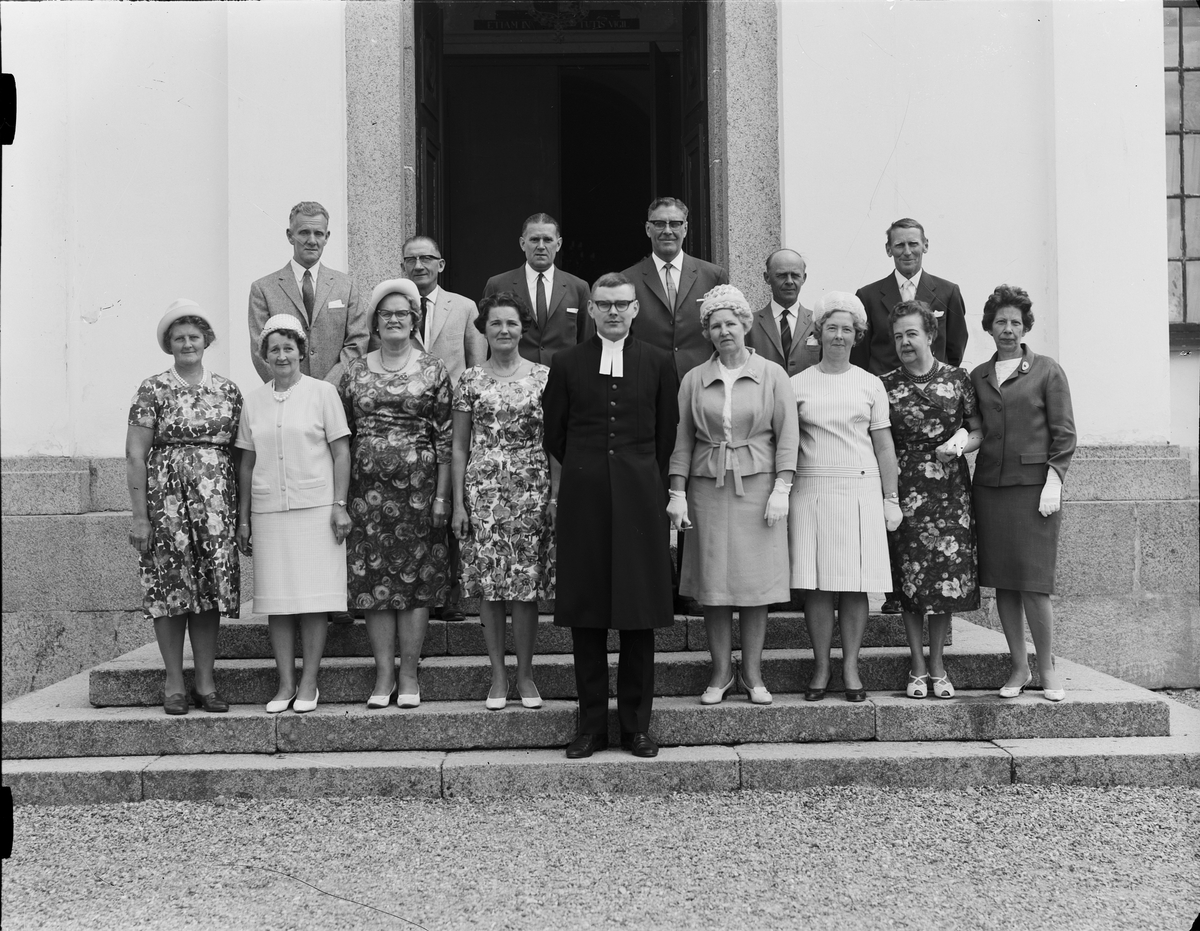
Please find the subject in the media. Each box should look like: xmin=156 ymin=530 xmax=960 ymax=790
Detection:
xmin=482 ymin=212 xmax=592 ymax=364
xmin=248 ymin=200 xmax=367 ymax=384
xmin=623 ymin=196 xmax=729 ymax=379
xmin=542 ymin=272 xmax=679 ymax=760
xmin=400 ymin=235 xmax=486 ymax=386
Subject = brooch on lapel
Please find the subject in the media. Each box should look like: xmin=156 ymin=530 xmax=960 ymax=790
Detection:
xmin=1020 ymin=361 xmax=1030 ymax=373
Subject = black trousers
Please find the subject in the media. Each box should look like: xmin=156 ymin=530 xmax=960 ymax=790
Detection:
xmin=571 ymin=627 xmax=655 ymax=737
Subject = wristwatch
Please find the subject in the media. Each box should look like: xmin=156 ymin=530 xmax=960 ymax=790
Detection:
xmin=333 ymin=499 xmax=346 ymax=507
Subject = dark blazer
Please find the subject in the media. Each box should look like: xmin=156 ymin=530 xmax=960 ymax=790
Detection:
xmin=744 ymin=302 xmax=821 ymax=378
xmin=622 ymin=254 xmax=729 ymax=379
xmin=248 ymin=263 xmax=367 ymax=384
xmin=481 ymin=266 xmax=592 ymax=366
xmin=851 ymin=271 xmax=968 ymax=375
xmin=543 ymin=336 xmax=679 ymax=631
xmin=970 ymin=346 xmax=1076 ymax=487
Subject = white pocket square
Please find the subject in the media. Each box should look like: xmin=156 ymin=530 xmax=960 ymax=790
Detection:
xmin=328 ymin=299 xmax=345 ymax=309
xmin=933 ymin=309 xmax=944 ymax=317
xmin=567 ymin=307 xmax=578 ymax=314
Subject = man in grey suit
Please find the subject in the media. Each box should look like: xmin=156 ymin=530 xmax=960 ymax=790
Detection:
xmin=481 ymin=213 xmax=592 ymax=365
xmin=402 ymin=235 xmax=486 ymax=385
xmin=248 ymin=201 xmax=368 ymax=384
xmin=745 ymin=249 xmax=821 ymax=378
xmin=402 ymin=234 xmax=485 ymax=622
xmin=623 ymin=196 xmax=729 ymax=380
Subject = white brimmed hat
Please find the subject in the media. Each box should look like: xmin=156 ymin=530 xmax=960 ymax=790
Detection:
xmin=259 ymin=313 xmax=309 ymax=354
xmin=156 ymin=299 xmax=215 ymax=353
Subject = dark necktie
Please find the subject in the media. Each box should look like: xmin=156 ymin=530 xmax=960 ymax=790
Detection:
xmin=421 ymin=297 xmax=430 ymax=345
xmin=664 ymin=263 xmax=676 ymax=310
xmin=780 ymin=308 xmax=792 ymax=358
xmin=536 ymin=273 xmax=548 ymax=330
xmin=302 ymin=268 xmax=314 ymax=322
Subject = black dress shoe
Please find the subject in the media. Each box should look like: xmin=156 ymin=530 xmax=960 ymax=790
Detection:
xmin=440 ymin=606 xmax=467 ymax=622
xmin=880 ymin=599 xmax=902 ymax=615
xmin=330 ymin=612 xmax=354 ymax=625
xmin=566 ymin=734 xmax=608 ymax=759
xmin=189 ymin=688 xmax=229 ymax=713
xmin=163 ymin=692 xmax=189 ymax=715
xmin=621 ymin=732 xmax=659 ymax=758
xmin=844 ymin=687 xmax=867 ymax=703
xmin=673 ymin=596 xmax=703 ymax=616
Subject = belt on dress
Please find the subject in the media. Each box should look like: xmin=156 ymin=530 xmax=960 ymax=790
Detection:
xmin=712 ymin=440 xmax=751 ymax=496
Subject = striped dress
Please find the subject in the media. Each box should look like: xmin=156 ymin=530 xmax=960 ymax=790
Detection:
xmin=788 ymin=365 xmax=894 ymax=592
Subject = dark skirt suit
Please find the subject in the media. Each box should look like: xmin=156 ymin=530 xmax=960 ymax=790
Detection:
xmin=542 ymin=336 xmax=680 ymax=735
xmin=970 ymin=346 xmax=1076 ymax=593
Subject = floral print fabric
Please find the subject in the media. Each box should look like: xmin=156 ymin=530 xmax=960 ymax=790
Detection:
xmin=127 ymin=372 xmax=243 ymax=620
xmin=881 ymin=365 xmax=980 ymax=614
xmin=340 ymin=355 xmax=452 ymax=610
xmin=452 ymin=365 xmax=555 ymax=602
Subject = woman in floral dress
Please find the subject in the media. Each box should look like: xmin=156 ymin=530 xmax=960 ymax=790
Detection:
xmin=126 ymin=300 xmax=242 ymax=715
xmin=883 ymin=300 xmax=984 ymax=699
xmin=451 ymin=292 xmax=556 ymax=710
xmin=341 ymin=278 xmax=452 ymax=710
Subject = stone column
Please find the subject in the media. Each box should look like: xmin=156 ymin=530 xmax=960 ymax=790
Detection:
xmin=708 ymin=0 xmax=780 ymax=307
xmin=345 ymin=0 xmax=415 ymax=298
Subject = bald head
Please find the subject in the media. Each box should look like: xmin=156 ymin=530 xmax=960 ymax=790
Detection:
xmin=763 ymin=249 xmax=807 ymax=307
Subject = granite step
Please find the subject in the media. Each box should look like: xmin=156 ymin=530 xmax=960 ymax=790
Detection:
xmin=217 ymin=611 xmax=929 ymax=659
xmin=5 ymin=667 xmax=1174 ymax=760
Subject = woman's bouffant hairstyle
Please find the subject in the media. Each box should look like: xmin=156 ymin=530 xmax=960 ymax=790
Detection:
xmin=698 ymin=284 xmax=754 ymax=336
xmin=474 ymin=291 xmax=535 ymax=335
xmin=812 ymin=291 xmax=868 ymax=344
xmin=259 ymin=326 xmax=307 ymax=361
xmin=981 ymin=284 xmax=1035 ymax=332
xmin=167 ymin=315 xmax=216 ymax=349
xmin=888 ymin=300 xmax=939 ymax=341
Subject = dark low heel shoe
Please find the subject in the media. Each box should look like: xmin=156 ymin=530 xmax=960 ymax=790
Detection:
xmin=190 ymin=689 xmax=230 ymax=713
xmin=565 ymin=733 xmax=608 ymax=759
xmin=804 ymin=685 xmax=827 ymax=702
xmin=163 ymin=693 xmax=189 ymax=715
xmin=621 ymin=732 xmax=659 ymax=758
xmin=844 ymin=687 xmax=867 ymax=703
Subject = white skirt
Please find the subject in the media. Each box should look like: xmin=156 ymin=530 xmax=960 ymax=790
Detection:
xmin=788 ymin=473 xmax=894 ymax=593
xmin=252 ymin=505 xmax=348 ymax=614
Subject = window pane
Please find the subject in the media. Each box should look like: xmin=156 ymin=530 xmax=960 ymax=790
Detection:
xmin=1169 ymin=134 xmax=1183 ymax=193
xmin=1184 ymin=6 xmax=1200 ymax=67
xmin=1187 ymin=199 xmax=1200 ymax=257
xmin=1167 ymin=7 xmax=1180 ymax=67
xmin=1188 ymin=261 xmax=1200 ymax=323
xmin=1169 ymin=198 xmax=1182 ymax=258
xmin=1185 ymin=73 xmax=1200 ymax=132
xmin=1167 ymin=73 xmax=1181 ymax=131
xmin=1168 ymin=262 xmax=1184 ymax=323
xmin=1185 ymin=135 xmax=1200 ymax=195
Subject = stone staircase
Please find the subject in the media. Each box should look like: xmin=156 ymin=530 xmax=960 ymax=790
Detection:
xmin=3 ymin=610 xmax=1197 ymax=804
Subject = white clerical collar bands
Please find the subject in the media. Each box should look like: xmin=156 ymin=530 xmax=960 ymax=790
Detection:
xmin=598 ymin=336 xmax=626 ymax=377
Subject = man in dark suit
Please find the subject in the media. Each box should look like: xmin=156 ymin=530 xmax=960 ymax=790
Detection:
xmin=403 ymin=234 xmax=486 ymax=623
xmin=542 ymin=272 xmax=679 ymax=760
xmin=481 ymin=213 xmax=592 ymax=365
xmin=850 ymin=218 xmax=968 ymax=376
xmin=622 ymin=196 xmax=729 ymax=380
xmin=248 ymin=201 xmax=368 ymax=384
xmin=746 ymin=248 xmax=821 ymax=377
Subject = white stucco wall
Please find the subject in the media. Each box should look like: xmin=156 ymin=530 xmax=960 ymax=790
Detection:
xmin=778 ymin=0 xmax=1172 ymax=446
xmin=0 ymin=1 xmax=347 ymax=458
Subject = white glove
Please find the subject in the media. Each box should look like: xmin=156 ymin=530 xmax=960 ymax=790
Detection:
xmin=667 ymin=491 xmax=692 ymax=530
xmin=1038 ymin=475 xmax=1062 ymax=517
xmin=883 ymin=497 xmax=903 ymax=532
xmin=935 ymin=428 xmax=970 ymax=463
xmin=764 ymin=490 xmax=790 ymax=526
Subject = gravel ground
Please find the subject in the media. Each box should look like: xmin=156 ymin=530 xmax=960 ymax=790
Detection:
xmin=3 ymin=787 xmax=1197 ymax=931
xmin=1159 ymin=688 xmax=1200 ymax=711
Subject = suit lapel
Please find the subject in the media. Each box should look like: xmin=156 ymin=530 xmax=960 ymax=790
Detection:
xmin=878 ymin=275 xmax=902 ymax=315
xmin=547 ymin=275 xmax=568 ymax=321
xmin=674 ymin=256 xmax=699 ymax=315
xmin=276 ymin=266 xmax=307 ymax=322
xmin=429 ymin=291 xmax=449 ymax=347
xmin=757 ymin=306 xmax=784 ymax=358
xmin=792 ymin=303 xmax=816 ymax=364
xmin=640 ymin=259 xmax=670 ymax=312
xmin=916 ymin=273 xmax=939 ymax=306
xmin=310 ymin=268 xmax=334 ymax=328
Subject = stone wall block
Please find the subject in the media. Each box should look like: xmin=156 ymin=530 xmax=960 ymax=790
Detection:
xmin=88 ymin=457 xmax=132 ymax=512
xmin=1 ymin=470 xmax=90 ymax=515
xmin=1137 ymin=500 xmax=1200 ymax=594
xmin=1065 ymin=457 xmax=1192 ymax=501
xmin=1055 ymin=502 xmax=1136 ymax=595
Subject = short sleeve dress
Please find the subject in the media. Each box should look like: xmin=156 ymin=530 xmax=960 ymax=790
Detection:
xmin=788 ymin=365 xmax=894 ymax=593
xmin=128 ymin=370 xmax=243 ymax=620
xmin=340 ymin=354 xmax=452 ymax=610
xmin=452 ymin=364 xmax=555 ymax=602
xmin=881 ymin=364 xmax=980 ymax=615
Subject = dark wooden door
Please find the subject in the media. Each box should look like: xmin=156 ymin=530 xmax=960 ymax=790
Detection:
xmin=414 ymin=0 xmax=444 ymax=250
xmin=680 ymin=0 xmax=710 ymax=262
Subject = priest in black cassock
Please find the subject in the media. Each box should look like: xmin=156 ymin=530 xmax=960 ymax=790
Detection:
xmin=542 ymin=271 xmax=679 ymax=759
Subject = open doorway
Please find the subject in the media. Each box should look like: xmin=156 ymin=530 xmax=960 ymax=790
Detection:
xmin=415 ymin=0 xmax=708 ymax=300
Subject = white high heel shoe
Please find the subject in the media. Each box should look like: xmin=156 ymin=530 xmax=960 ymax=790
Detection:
xmin=700 ymin=674 xmax=736 ymax=705
xmin=265 ymin=688 xmax=297 ymax=715
xmin=999 ymin=673 xmax=1033 ymax=699
xmin=292 ymin=688 xmax=319 ymax=714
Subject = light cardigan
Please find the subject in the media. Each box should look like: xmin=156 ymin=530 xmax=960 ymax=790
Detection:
xmin=236 ymin=375 xmax=350 ymax=513
xmin=669 ymin=349 xmax=799 ymax=494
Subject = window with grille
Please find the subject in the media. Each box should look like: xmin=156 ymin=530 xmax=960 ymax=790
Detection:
xmin=1166 ymin=1 xmax=1200 ymax=348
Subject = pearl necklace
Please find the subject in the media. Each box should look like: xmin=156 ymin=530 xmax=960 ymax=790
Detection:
xmin=904 ymin=360 xmax=940 ymax=384
xmin=171 ymin=365 xmax=205 ymax=388
xmin=380 ymin=346 xmax=415 ymax=373
xmin=488 ymin=356 xmax=523 ymax=378
xmin=272 ymin=378 xmax=299 ymax=402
